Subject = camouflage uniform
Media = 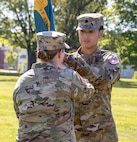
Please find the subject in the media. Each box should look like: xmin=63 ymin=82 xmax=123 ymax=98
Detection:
xmin=65 ymin=14 xmax=121 ymax=142
xmin=13 ymin=31 xmax=95 ymax=142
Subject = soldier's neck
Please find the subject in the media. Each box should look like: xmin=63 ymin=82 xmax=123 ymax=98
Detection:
xmin=50 ymin=60 xmax=66 ymax=70
xmin=81 ymin=46 xmax=97 ymax=55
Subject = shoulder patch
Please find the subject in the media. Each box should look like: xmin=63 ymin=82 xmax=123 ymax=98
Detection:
xmin=108 ymin=56 xmax=119 ymax=65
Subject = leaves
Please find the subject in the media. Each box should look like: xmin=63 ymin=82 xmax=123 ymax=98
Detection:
xmin=0 ymin=0 xmax=137 ymax=69
xmin=0 ymin=0 xmax=36 ymax=70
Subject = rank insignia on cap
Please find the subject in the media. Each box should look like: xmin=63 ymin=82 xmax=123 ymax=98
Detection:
xmin=108 ymin=56 xmax=119 ymax=65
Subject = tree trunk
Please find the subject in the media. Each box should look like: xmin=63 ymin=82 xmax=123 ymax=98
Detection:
xmin=27 ymin=47 xmax=36 ymax=70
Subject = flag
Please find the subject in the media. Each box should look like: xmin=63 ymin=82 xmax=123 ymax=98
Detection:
xmin=34 ymin=0 xmax=56 ymax=33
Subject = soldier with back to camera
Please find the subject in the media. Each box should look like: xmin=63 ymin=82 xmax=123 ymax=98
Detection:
xmin=12 ymin=31 xmax=95 ymax=142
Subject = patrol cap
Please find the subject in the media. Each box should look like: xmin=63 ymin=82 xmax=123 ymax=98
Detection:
xmin=37 ymin=31 xmax=70 ymax=51
xmin=76 ymin=13 xmax=104 ymax=30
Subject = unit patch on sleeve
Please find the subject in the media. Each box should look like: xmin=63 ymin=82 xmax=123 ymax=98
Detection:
xmin=108 ymin=56 xmax=119 ymax=65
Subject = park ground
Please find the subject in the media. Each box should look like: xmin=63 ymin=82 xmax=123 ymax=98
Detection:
xmin=0 ymin=72 xmax=137 ymax=142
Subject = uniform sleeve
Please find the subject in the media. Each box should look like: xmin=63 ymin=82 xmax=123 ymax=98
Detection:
xmin=12 ymin=77 xmax=23 ymax=119
xmin=72 ymin=53 xmax=121 ymax=90
xmin=94 ymin=53 xmax=121 ymax=89
xmin=12 ymin=69 xmax=35 ymax=118
xmin=89 ymin=53 xmax=120 ymax=89
xmin=70 ymin=71 xmax=95 ymax=103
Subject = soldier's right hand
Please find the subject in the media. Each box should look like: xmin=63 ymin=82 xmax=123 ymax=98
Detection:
xmin=64 ymin=53 xmax=78 ymax=69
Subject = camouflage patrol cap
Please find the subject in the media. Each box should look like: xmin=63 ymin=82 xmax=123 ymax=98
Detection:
xmin=76 ymin=13 xmax=104 ymax=30
xmin=37 ymin=31 xmax=70 ymax=51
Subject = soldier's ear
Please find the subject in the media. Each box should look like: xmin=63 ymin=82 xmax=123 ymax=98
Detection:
xmin=99 ymin=30 xmax=104 ymax=38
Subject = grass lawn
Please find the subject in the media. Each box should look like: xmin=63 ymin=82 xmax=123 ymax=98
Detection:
xmin=0 ymin=75 xmax=19 ymax=142
xmin=112 ymin=79 xmax=137 ymax=142
xmin=0 ymin=75 xmax=137 ymax=142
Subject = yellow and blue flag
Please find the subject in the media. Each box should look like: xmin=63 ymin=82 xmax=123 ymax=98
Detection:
xmin=34 ymin=0 xmax=56 ymax=33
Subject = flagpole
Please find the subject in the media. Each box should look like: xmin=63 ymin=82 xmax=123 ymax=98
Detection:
xmin=34 ymin=0 xmax=56 ymax=33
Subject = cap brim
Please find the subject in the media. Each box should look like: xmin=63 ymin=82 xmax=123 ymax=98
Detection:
xmin=64 ymin=43 xmax=70 ymax=49
xmin=76 ymin=25 xmax=100 ymax=31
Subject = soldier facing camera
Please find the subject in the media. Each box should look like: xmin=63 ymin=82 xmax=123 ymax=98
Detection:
xmin=65 ymin=13 xmax=121 ymax=142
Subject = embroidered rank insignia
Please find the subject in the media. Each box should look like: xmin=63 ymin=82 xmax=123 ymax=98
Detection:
xmin=108 ymin=56 xmax=119 ymax=65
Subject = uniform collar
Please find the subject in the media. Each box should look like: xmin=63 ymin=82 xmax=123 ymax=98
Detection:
xmin=31 ymin=62 xmax=56 ymax=69
xmin=76 ymin=46 xmax=101 ymax=56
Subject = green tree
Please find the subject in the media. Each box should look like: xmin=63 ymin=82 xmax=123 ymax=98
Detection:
xmin=52 ymin=0 xmax=137 ymax=69
xmin=0 ymin=0 xmax=136 ymax=69
xmin=0 ymin=0 xmax=36 ymax=70
xmin=52 ymin=0 xmax=108 ymax=49
xmin=112 ymin=0 xmax=137 ymax=69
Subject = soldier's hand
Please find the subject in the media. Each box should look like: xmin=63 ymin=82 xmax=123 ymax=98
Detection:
xmin=64 ymin=53 xmax=78 ymax=69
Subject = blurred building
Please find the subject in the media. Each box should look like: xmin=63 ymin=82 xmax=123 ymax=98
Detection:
xmin=0 ymin=44 xmax=10 ymax=69
xmin=16 ymin=48 xmax=28 ymax=73
xmin=121 ymin=65 xmax=135 ymax=78
xmin=0 ymin=43 xmax=28 ymax=72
